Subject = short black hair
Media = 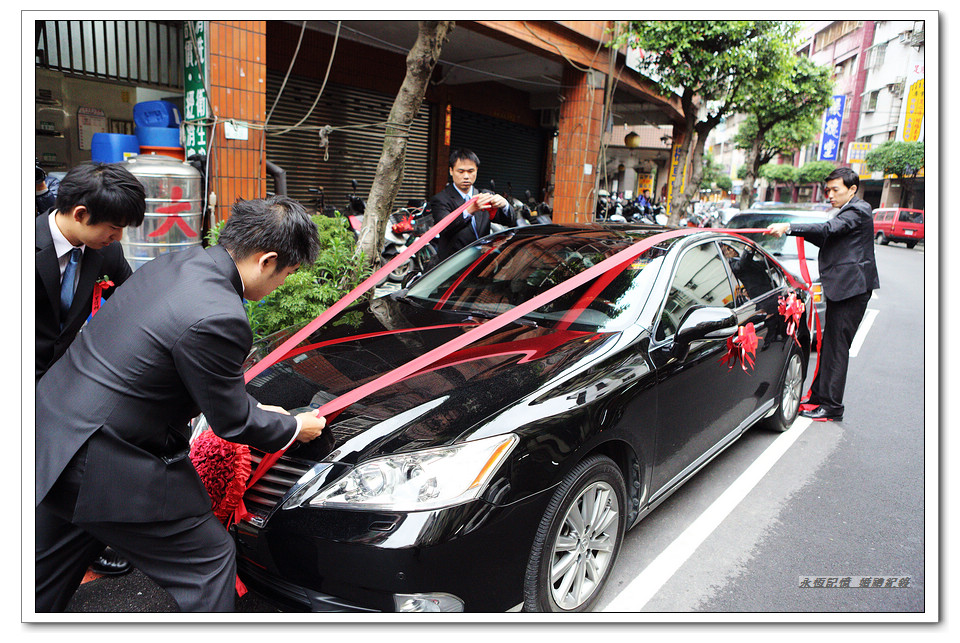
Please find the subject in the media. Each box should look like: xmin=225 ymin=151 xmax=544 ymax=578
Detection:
xmin=825 ymin=167 xmax=860 ymax=190
xmin=55 ymin=162 xmax=146 ymax=227
xmin=218 ymin=195 xmax=320 ymax=269
xmin=448 ymin=148 xmax=480 ymax=169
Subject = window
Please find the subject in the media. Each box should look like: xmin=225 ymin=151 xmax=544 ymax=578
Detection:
xmin=656 ymin=243 xmax=735 ymax=341
xmin=865 ymin=90 xmax=880 ymax=113
xmin=719 ymin=241 xmax=778 ymax=306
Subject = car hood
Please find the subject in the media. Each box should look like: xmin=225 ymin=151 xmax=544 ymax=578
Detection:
xmin=243 ymin=296 xmax=618 ymax=465
xmin=771 ymin=253 xmax=820 ymax=284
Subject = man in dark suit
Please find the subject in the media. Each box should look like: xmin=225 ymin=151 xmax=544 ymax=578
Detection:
xmin=35 ymin=196 xmax=328 ymax=612
xmin=766 ymin=167 xmax=880 ymax=422
xmin=427 ymin=148 xmax=515 ymax=260
xmin=36 ymin=161 xmax=147 ymax=577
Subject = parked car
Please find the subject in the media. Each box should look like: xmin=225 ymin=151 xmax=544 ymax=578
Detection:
xmin=204 ymin=223 xmax=812 ymax=613
xmin=872 ymin=207 xmax=924 ymax=248
xmin=725 ymin=206 xmax=830 ymax=341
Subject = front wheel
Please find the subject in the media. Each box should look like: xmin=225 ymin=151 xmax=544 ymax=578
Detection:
xmin=760 ymin=348 xmax=804 ymax=432
xmin=523 ymin=455 xmax=626 ymax=612
xmin=876 ymin=232 xmax=889 ymax=245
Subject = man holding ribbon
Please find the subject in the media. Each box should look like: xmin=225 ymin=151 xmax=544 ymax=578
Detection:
xmin=427 ymin=148 xmax=515 ymax=260
xmin=35 ymin=196 xmax=327 ymax=612
xmin=765 ymin=167 xmax=879 ymax=422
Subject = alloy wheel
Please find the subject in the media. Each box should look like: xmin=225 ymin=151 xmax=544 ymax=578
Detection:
xmin=548 ymin=480 xmax=620 ymax=610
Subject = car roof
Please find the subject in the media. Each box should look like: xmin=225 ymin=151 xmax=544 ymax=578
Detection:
xmin=730 ymin=209 xmax=832 ymax=220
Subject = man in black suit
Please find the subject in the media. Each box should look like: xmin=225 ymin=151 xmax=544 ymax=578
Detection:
xmin=427 ymin=148 xmax=515 ymax=260
xmin=36 ymin=162 xmax=146 ymax=577
xmin=766 ymin=167 xmax=880 ymax=422
xmin=35 ymin=196 xmax=328 ymax=612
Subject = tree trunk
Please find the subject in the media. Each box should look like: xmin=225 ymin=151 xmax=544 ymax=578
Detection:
xmin=739 ymin=137 xmax=763 ymax=210
xmin=354 ymin=21 xmax=454 ymax=277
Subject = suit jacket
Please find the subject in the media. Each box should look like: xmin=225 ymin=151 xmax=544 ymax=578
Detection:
xmin=35 ymin=212 xmax=133 ymax=382
xmin=427 ymin=184 xmax=515 ymax=260
xmin=788 ymin=196 xmax=880 ymax=301
xmin=35 ymin=244 xmax=299 ymax=523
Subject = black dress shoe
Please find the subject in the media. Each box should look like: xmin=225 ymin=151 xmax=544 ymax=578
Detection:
xmin=90 ymin=548 xmax=132 ymax=576
xmin=800 ymin=406 xmax=843 ymax=422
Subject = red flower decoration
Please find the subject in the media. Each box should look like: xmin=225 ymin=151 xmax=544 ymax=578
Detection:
xmin=778 ymin=292 xmax=805 ymax=347
xmin=720 ymin=322 xmax=759 ymax=373
xmin=189 ymin=429 xmax=252 ymax=523
xmin=90 ymin=275 xmax=115 ymax=317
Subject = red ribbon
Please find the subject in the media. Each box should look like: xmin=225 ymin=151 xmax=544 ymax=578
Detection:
xmin=90 ymin=279 xmax=114 ymax=317
xmin=720 ymin=322 xmax=759 ymax=372
xmin=778 ymin=291 xmax=806 ymax=347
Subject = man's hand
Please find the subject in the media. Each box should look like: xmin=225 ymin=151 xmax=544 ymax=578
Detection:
xmin=295 ymin=411 xmax=326 ymax=442
xmin=468 ymin=192 xmax=507 ymax=214
xmin=766 ymin=222 xmax=791 ymax=237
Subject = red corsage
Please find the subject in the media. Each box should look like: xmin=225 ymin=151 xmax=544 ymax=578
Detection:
xmin=189 ymin=429 xmax=252 ymax=523
xmin=720 ymin=322 xmax=759 ymax=373
xmin=91 ymin=275 xmax=114 ymax=317
xmin=778 ymin=292 xmax=805 ymax=347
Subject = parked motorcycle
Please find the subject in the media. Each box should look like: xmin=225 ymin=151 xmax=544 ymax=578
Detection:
xmin=382 ymin=198 xmax=438 ymax=283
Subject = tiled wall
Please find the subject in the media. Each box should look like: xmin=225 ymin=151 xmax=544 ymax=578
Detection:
xmin=553 ymin=67 xmax=604 ymax=223
xmin=207 ymin=21 xmax=267 ymax=224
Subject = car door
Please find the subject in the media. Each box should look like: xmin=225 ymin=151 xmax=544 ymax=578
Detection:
xmin=647 ymin=240 xmax=749 ymax=496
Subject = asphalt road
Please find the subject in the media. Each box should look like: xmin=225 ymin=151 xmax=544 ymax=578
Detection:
xmin=58 ymin=241 xmax=930 ymax=617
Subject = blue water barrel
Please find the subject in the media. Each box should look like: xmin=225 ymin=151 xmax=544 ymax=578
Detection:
xmin=133 ymin=100 xmax=182 ymax=129
xmin=91 ymin=133 xmax=140 ymax=163
xmin=136 ymin=125 xmax=182 ymax=148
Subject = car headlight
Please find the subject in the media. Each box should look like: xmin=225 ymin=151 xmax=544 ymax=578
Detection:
xmin=307 ymin=434 xmax=518 ymax=511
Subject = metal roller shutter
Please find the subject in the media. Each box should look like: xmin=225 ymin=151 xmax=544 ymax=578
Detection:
xmin=450 ymin=108 xmax=547 ymax=203
xmin=265 ymin=70 xmax=433 ymax=212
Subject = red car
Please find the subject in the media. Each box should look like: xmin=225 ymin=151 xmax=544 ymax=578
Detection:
xmin=873 ymin=207 xmax=924 ymax=248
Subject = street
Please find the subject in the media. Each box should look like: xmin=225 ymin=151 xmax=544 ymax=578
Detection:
xmin=62 ymin=242 xmax=930 ymax=616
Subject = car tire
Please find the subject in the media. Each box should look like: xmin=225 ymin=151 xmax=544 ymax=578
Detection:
xmin=906 ymin=241 xmax=917 ymax=249
xmin=760 ymin=346 xmax=804 ymax=432
xmin=523 ymin=455 xmax=626 ymax=612
xmin=876 ymin=232 xmax=889 ymax=245
xmin=388 ymin=257 xmax=413 ymax=282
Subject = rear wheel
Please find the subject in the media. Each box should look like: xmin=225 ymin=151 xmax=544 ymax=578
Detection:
xmin=906 ymin=241 xmax=917 ymax=249
xmin=523 ymin=455 xmax=626 ymax=612
xmin=760 ymin=347 xmax=804 ymax=432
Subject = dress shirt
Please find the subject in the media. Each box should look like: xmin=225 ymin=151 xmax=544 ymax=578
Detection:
xmin=48 ymin=210 xmax=84 ymax=287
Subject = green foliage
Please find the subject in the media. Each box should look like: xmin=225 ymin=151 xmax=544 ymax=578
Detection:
xmin=865 ymin=140 xmax=925 ymax=177
xmin=760 ymin=163 xmax=800 ymax=184
xmin=797 ymin=160 xmax=837 ymax=185
xmin=698 ymin=152 xmax=724 ymax=190
xmin=207 ymin=213 xmax=371 ymax=338
xmin=716 ymin=175 xmax=733 ymax=192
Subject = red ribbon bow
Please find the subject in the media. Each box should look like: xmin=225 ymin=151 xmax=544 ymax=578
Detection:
xmin=91 ymin=276 xmax=114 ymax=317
xmin=778 ymin=292 xmax=806 ymax=347
xmin=720 ymin=322 xmax=759 ymax=373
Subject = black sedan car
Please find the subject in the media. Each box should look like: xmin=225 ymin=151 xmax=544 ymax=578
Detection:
xmin=208 ymin=223 xmax=812 ymax=613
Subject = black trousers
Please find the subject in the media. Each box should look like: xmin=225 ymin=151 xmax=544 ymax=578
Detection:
xmin=35 ymin=446 xmax=237 ymax=613
xmin=808 ymin=290 xmax=872 ymax=414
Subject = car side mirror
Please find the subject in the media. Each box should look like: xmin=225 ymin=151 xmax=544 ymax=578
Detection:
xmin=673 ymin=307 xmax=738 ymax=358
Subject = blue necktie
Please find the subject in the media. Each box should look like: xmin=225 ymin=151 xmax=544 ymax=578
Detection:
xmin=60 ymin=247 xmax=81 ymax=326
xmin=465 ymin=195 xmax=479 ymax=238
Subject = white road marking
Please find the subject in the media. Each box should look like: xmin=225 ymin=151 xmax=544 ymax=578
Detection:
xmin=602 ymin=417 xmax=812 ymax=612
xmin=849 ymin=308 xmax=879 ymax=358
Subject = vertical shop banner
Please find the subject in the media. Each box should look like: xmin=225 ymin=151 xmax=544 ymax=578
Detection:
xmin=184 ymin=21 xmax=209 ymax=159
xmin=818 ymin=95 xmax=846 ymax=162
xmin=665 ymin=142 xmax=687 ymax=218
xmin=899 ymin=76 xmax=924 ymax=143
xmin=846 ymin=141 xmax=873 ymax=180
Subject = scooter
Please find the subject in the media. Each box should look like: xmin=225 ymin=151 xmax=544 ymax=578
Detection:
xmin=382 ymin=199 xmax=437 ymax=283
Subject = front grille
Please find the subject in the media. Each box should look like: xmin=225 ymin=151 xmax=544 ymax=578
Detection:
xmin=242 ymin=449 xmax=313 ymax=523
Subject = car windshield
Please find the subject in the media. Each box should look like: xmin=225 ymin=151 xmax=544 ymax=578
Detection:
xmin=404 ymin=229 xmax=669 ymax=331
xmin=726 ymin=212 xmax=825 ymax=256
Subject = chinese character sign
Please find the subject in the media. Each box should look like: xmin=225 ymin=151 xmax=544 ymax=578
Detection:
xmin=184 ymin=21 xmax=209 ymax=159
xmin=902 ymin=78 xmax=924 ymax=142
xmin=819 ymin=95 xmax=846 ymax=162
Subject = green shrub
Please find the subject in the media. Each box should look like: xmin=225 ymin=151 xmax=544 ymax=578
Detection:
xmin=206 ymin=213 xmax=371 ymax=338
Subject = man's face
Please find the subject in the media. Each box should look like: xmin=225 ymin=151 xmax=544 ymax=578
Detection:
xmin=75 ymin=210 xmax=125 ymax=249
xmin=246 ymin=262 xmax=299 ymax=302
xmin=823 ymin=178 xmax=857 ymax=209
xmin=449 ymin=159 xmax=478 ymax=193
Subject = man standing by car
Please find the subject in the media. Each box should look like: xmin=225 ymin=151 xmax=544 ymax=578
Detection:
xmin=427 ymin=148 xmax=515 ymax=260
xmin=35 ymin=196 xmax=328 ymax=612
xmin=36 ymin=161 xmax=146 ymax=578
xmin=765 ymin=167 xmax=879 ymax=422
